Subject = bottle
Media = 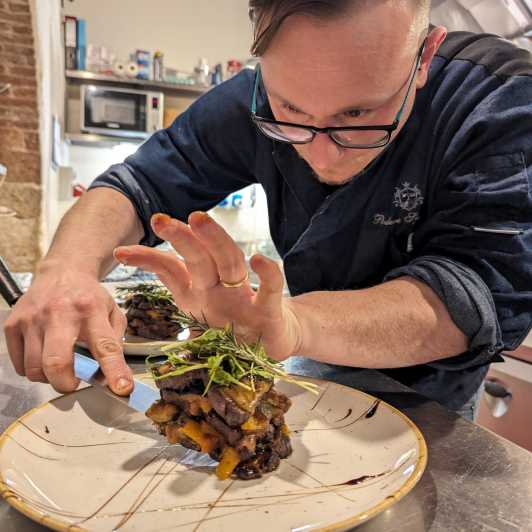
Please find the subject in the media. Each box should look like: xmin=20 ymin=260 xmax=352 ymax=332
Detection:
xmin=211 ymin=63 xmax=223 ymax=85
xmin=226 ymin=59 xmax=242 ymax=78
xmin=194 ymin=57 xmax=210 ymax=86
xmin=153 ymin=51 xmax=164 ymax=81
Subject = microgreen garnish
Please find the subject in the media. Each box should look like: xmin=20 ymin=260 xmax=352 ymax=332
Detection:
xmin=146 ymin=311 xmax=319 ymax=395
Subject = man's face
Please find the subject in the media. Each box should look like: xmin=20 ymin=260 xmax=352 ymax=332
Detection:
xmin=260 ymin=3 xmax=441 ymax=185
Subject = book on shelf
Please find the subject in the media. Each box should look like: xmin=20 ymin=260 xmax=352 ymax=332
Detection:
xmin=63 ymin=16 xmax=87 ymax=71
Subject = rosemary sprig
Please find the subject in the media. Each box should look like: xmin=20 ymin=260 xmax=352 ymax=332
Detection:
xmin=145 ymin=313 xmax=319 ymax=396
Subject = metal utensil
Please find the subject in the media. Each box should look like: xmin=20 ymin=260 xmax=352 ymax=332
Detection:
xmin=0 ymin=256 xmax=23 ymax=306
xmin=74 ymin=350 xmax=158 ymax=413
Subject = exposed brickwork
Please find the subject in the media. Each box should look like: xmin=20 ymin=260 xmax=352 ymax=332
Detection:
xmin=0 ymin=0 xmax=41 ymax=271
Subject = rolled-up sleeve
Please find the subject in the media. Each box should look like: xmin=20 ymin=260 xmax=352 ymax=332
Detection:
xmin=385 ymin=147 xmax=532 ymax=369
xmin=384 ymin=60 xmax=532 ymax=370
xmin=89 ymin=72 xmax=258 ymax=246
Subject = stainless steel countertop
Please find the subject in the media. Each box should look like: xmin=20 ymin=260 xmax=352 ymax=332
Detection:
xmin=0 ymin=309 xmax=531 ymax=532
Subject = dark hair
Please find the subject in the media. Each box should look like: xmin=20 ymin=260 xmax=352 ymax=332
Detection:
xmin=249 ymin=0 xmax=430 ymax=56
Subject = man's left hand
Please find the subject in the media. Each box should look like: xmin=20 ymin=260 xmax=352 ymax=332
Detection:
xmin=114 ymin=212 xmax=301 ymax=360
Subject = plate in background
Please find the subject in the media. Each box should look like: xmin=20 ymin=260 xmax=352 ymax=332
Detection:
xmin=76 ymin=329 xmax=189 ymax=358
xmin=122 ymin=330 xmax=187 ymax=356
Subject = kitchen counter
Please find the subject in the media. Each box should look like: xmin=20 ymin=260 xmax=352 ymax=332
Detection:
xmin=0 ymin=309 xmax=531 ymax=531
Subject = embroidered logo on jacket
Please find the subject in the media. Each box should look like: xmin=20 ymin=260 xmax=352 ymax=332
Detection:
xmin=373 ymin=182 xmax=424 ymax=226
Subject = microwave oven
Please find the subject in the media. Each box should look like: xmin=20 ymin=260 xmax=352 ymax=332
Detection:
xmin=81 ymin=85 xmax=164 ymax=139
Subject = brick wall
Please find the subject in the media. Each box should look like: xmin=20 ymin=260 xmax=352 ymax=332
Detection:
xmin=0 ymin=0 xmax=42 ymax=272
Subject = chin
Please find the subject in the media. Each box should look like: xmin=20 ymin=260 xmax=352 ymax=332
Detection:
xmin=297 ymin=150 xmax=378 ymax=186
xmin=310 ymin=163 xmax=369 ymax=185
xmin=306 ymin=159 xmax=375 ymax=186
xmin=313 ymin=172 xmax=355 ymax=186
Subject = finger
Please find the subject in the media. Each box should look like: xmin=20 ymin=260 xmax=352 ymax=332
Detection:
xmin=250 ymin=254 xmax=284 ymax=317
xmin=23 ymin=327 xmax=48 ymax=383
xmin=189 ymin=212 xmax=248 ymax=286
xmin=4 ymin=318 xmax=25 ymax=376
xmin=114 ymin=245 xmax=190 ymax=299
xmin=83 ymin=314 xmax=133 ymax=396
xmin=151 ymin=213 xmax=219 ymax=289
xmin=109 ymin=305 xmax=127 ymax=340
xmin=41 ymin=321 xmax=80 ymax=391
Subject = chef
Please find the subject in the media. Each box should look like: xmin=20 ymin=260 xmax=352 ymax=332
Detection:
xmin=5 ymin=0 xmax=532 ymax=421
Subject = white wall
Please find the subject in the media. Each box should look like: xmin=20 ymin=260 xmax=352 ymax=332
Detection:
xmin=68 ymin=143 xmax=140 ymax=189
xmin=63 ymin=0 xmax=253 ymax=73
xmin=31 ymin=0 xmax=66 ymax=249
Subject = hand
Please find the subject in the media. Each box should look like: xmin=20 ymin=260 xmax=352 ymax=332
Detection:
xmin=114 ymin=212 xmax=302 ymax=361
xmin=3 ymin=266 xmax=133 ymax=394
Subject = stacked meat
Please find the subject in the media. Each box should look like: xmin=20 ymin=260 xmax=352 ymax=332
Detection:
xmin=146 ymin=362 xmax=293 ymax=480
xmin=124 ymin=292 xmax=182 ymax=340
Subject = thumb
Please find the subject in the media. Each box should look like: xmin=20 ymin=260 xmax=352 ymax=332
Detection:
xmin=81 ymin=314 xmax=134 ymax=396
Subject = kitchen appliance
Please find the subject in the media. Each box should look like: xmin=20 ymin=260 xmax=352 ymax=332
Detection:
xmin=81 ymin=85 xmax=164 ymax=139
xmin=478 ymin=353 xmax=532 ymax=452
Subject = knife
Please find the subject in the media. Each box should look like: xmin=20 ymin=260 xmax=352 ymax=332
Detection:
xmin=0 ymin=255 xmax=158 ymax=414
xmin=73 ymin=348 xmax=158 ymax=413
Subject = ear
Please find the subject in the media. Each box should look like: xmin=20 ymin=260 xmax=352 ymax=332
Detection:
xmin=416 ymin=26 xmax=447 ymax=89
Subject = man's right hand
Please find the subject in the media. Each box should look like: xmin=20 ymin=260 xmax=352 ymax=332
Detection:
xmin=3 ymin=266 xmax=133 ymax=395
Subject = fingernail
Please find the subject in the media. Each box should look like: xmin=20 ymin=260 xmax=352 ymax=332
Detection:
xmin=116 ymin=377 xmax=132 ymax=392
xmin=190 ymin=211 xmax=211 ymax=226
xmin=151 ymin=213 xmax=172 ymax=230
xmin=114 ymin=250 xmax=128 ymax=264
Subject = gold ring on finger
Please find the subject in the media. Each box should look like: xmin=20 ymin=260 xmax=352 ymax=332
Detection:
xmin=219 ymin=271 xmax=249 ymax=288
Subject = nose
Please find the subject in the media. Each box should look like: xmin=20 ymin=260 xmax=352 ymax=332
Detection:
xmin=305 ymin=132 xmax=344 ymax=172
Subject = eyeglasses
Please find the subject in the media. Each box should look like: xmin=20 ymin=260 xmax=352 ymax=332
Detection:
xmin=250 ymin=42 xmax=425 ymax=149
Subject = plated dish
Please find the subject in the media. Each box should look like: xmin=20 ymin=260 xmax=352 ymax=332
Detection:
xmin=0 ymin=374 xmax=427 ymax=531
xmin=145 ymin=321 xmax=319 ymax=481
xmin=116 ymin=283 xmax=186 ymax=357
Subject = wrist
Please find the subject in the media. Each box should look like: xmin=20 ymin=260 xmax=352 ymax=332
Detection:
xmin=36 ymin=255 xmax=102 ymax=279
xmin=283 ymin=298 xmax=307 ymax=356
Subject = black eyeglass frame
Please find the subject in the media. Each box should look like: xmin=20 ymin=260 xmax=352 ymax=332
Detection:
xmin=250 ymin=41 xmax=426 ymax=149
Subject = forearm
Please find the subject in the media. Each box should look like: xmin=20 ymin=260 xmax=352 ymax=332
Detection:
xmin=288 ymin=276 xmax=468 ymax=368
xmin=40 ymin=188 xmax=144 ymax=279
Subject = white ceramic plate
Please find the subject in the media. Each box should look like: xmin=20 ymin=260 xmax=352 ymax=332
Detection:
xmin=0 ymin=377 xmax=427 ymax=531
xmin=121 ymin=333 xmax=183 ymax=357
xmin=76 ymin=326 xmax=189 ymax=358
xmin=75 ymin=336 xmax=176 ymax=358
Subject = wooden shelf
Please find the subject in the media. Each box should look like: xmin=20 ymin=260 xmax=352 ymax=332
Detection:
xmin=66 ymin=70 xmax=208 ymax=95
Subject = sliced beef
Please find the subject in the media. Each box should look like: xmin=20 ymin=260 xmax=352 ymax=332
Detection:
xmin=234 ymin=459 xmax=262 ymax=480
xmin=257 ymin=423 xmax=275 ymax=444
xmin=207 ymin=386 xmax=251 ymax=427
xmin=155 ymin=368 xmax=208 ymax=392
xmin=262 ymin=389 xmax=292 ymax=413
xmin=206 ymin=412 xmax=242 ymax=446
xmin=260 ymin=450 xmax=281 ymax=473
xmin=272 ymin=432 xmax=292 ymax=459
xmin=160 ymin=390 xmax=212 ymax=417
xmin=207 ymin=377 xmax=273 ymax=427
xmin=258 ymin=389 xmax=291 ymax=427
xmin=235 ymin=435 xmax=257 ymax=462
xmin=164 ymin=419 xmax=201 ymax=452
xmin=235 ymin=450 xmax=281 ymax=480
